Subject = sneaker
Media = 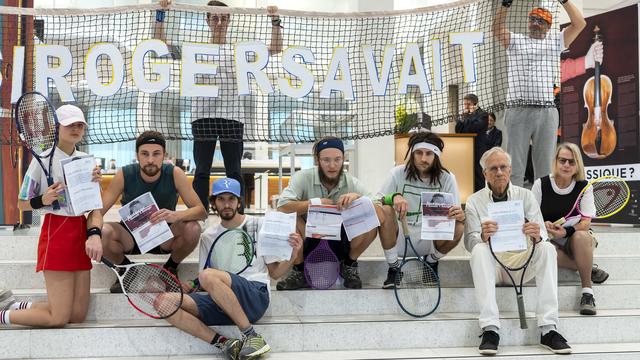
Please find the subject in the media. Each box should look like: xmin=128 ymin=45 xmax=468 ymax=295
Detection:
xmin=478 ymin=330 xmax=499 ymax=355
xmin=579 ymin=293 xmax=597 ymax=315
xmin=219 ymin=338 xmax=243 ymax=360
xmin=382 ymin=267 xmax=401 ymax=289
xmin=239 ymin=333 xmax=271 ymax=359
xmin=540 ymin=330 xmax=572 ymax=354
xmin=276 ymin=268 xmax=309 ymax=290
xmin=0 ymin=290 xmax=15 ymax=310
xmin=591 ymin=265 xmax=609 ymax=284
xmin=341 ymin=260 xmax=362 ymax=289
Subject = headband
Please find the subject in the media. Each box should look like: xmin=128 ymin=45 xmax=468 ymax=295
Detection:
xmin=315 ymin=138 xmax=344 ymax=155
xmin=411 ymin=142 xmax=442 ymax=157
xmin=529 ymin=8 xmax=552 ymax=25
xmin=137 ymin=135 xmax=166 ymax=150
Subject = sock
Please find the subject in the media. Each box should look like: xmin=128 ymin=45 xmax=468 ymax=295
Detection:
xmin=0 ymin=310 xmax=10 ymax=325
xmin=164 ymin=257 xmax=180 ymax=270
xmin=388 ymin=260 xmax=399 ymax=269
xmin=540 ymin=324 xmax=556 ymax=336
xmin=119 ymin=256 xmax=133 ymax=266
xmin=241 ymin=325 xmax=257 ymax=337
xmin=210 ymin=333 xmax=228 ymax=347
xmin=582 ymin=287 xmax=594 ymax=295
xmin=483 ymin=325 xmax=499 ymax=333
xmin=343 ymin=257 xmax=356 ymax=267
xmin=426 ymin=250 xmax=445 ymax=264
xmin=9 ymin=301 xmax=32 ymax=310
xmin=383 ymin=248 xmax=398 ymax=266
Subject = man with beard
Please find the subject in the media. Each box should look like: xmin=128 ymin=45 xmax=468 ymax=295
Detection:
xmin=100 ymin=131 xmax=207 ymax=293
xmin=378 ymin=131 xmax=465 ymax=288
xmin=275 ymin=137 xmax=394 ymax=290
xmin=166 ymin=178 xmax=302 ymax=359
xmin=494 ymin=0 xmax=585 ymax=186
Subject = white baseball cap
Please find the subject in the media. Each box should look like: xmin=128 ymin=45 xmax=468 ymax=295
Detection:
xmin=56 ymin=104 xmax=87 ymax=127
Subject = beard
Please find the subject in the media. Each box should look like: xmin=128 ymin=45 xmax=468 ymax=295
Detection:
xmin=319 ymin=164 xmax=344 ymax=187
xmin=141 ymin=164 xmax=160 ymax=177
xmin=218 ymin=207 xmax=237 ymax=221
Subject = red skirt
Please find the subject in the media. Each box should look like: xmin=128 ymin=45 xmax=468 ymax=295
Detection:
xmin=37 ymin=213 xmax=92 ymax=272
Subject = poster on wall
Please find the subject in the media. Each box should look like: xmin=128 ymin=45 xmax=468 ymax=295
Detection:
xmin=560 ymin=4 xmax=640 ymax=224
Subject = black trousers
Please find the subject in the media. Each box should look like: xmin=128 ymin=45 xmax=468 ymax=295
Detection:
xmin=192 ymin=118 xmax=244 ymax=210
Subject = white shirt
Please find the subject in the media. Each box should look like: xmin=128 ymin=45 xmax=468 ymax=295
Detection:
xmin=18 ymin=147 xmax=87 ymax=217
xmin=506 ymin=31 xmax=565 ymax=104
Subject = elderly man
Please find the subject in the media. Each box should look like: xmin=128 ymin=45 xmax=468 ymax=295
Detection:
xmin=494 ymin=0 xmax=585 ymax=186
xmin=464 ymin=147 xmax=571 ymax=355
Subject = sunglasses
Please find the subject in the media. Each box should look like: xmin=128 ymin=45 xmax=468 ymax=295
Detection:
xmin=528 ymin=16 xmax=548 ymax=26
xmin=557 ymin=157 xmax=576 ymax=166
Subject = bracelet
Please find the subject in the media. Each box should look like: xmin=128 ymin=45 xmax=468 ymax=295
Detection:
xmin=310 ymin=198 xmax=322 ymax=205
xmin=156 ymin=10 xmax=166 ymax=22
xmin=86 ymin=227 xmax=102 ymax=238
xmin=383 ymin=193 xmax=401 ymax=206
xmin=30 ymin=195 xmax=45 ymax=210
xmin=271 ymin=18 xmax=283 ymax=28
xmin=559 ymin=0 xmax=569 ymax=4
xmin=502 ymin=0 xmax=513 ymax=8
xmin=564 ymin=226 xmax=576 ymax=239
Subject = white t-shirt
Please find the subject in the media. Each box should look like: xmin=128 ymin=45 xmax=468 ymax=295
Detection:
xmin=191 ymin=44 xmax=251 ymax=123
xmin=378 ymin=165 xmax=460 ymax=242
xmin=18 ymin=147 xmax=88 ymax=217
xmin=198 ymin=215 xmax=280 ymax=297
xmin=506 ymin=31 xmax=565 ymax=104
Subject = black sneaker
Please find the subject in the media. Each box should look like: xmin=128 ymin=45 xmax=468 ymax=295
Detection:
xmin=591 ymin=265 xmax=609 ymax=284
xmin=478 ymin=330 xmax=499 ymax=355
xmin=276 ymin=269 xmax=309 ymax=290
xmin=540 ymin=330 xmax=572 ymax=354
xmin=579 ymin=293 xmax=597 ymax=315
xmin=382 ymin=267 xmax=401 ymax=289
xmin=341 ymin=261 xmax=362 ymax=289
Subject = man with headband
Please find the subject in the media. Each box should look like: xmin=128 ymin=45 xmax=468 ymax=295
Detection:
xmin=378 ymin=131 xmax=465 ymax=289
xmin=100 ymin=131 xmax=207 ymax=293
xmin=275 ymin=136 xmax=394 ymax=290
xmin=494 ymin=0 xmax=585 ymax=186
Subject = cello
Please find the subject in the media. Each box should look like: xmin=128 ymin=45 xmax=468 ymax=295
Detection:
xmin=581 ymin=26 xmax=616 ymax=159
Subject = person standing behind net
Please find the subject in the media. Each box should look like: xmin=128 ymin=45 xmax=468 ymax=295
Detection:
xmin=156 ymin=0 xmax=283 ymax=211
xmin=485 ymin=112 xmax=502 ymax=150
xmin=494 ymin=0 xmax=585 ymax=186
xmin=531 ymin=142 xmax=609 ymax=316
xmin=455 ymin=93 xmax=489 ymax=192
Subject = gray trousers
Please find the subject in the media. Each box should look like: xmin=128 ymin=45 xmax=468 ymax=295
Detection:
xmin=505 ymin=107 xmax=559 ymax=186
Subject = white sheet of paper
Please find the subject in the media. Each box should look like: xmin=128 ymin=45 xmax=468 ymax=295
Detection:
xmin=258 ymin=211 xmax=296 ymax=260
xmin=118 ymin=192 xmax=173 ymax=254
xmin=305 ymin=205 xmax=342 ymax=241
xmin=341 ymin=197 xmax=380 ymax=241
xmin=60 ymin=155 xmax=103 ymax=216
xmin=420 ymin=192 xmax=455 ymax=241
xmin=487 ymin=200 xmax=527 ymax=252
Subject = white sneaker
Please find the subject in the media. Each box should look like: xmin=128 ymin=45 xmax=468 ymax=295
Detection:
xmin=0 ymin=290 xmax=15 ymax=310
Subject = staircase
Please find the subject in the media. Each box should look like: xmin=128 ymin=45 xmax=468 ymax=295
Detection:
xmin=1 ymin=223 xmax=639 ymax=359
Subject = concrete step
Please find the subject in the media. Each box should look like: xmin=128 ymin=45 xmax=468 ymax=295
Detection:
xmin=9 ymin=281 xmax=639 ymax=321
xmin=0 ymin=254 xmax=633 ymax=289
xmin=1 ymin=310 xmax=640 ymax=358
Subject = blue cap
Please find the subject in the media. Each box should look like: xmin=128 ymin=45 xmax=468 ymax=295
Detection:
xmin=211 ymin=178 xmax=241 ymax=197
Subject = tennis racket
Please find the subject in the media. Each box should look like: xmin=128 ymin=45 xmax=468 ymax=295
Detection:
xmin=101 ymin=256 xmax=183 ymax=319
xmin=489 ymin=229 xmax=536 ymax=329
xmin=394 ymin=218 xmax=441 ymax=318
xmin=304 ymin=239 xmax=340 ymax=290
xmin=14 ymin=91 xmax=60 ymax=210
xmin=205 ymin=228 xmax=255 ymax=274
xmin=554 ymin=176 xmax=630 ymax=225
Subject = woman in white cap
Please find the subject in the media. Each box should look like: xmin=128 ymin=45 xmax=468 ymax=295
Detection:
xmin=1 ymin=105 xmax=103 ymax=328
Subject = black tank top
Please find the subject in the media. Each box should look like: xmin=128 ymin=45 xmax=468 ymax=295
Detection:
xmin=121 ymin=163 xmax=178 ymax=211
xmin=539 ymin=175 xmax=587 ymax=222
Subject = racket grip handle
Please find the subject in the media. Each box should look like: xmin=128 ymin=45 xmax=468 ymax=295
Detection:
xmin=400 ymin=218 xmax=410 ymax=235
xmin=101 ymin=256 xmax=115 ymax=268
xmin=517 ymin=295 xmax=527 ymax=329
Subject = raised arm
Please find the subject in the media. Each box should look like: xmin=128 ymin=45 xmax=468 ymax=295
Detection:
xmin=493 ymin=1 xmax=512 ymax=49
xmin=153 ymin=0 xmax=171 ymax=42
xmin=267 ymin=6 xmax=283 ymax=55
xmin=561 ymin=0 xmax=587 ymax=48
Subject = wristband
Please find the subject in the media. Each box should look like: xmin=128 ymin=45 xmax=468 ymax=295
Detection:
xmin=156 ymin=10 xmax=166 ymax=22
xmin=558 ymin=0 xmax=569 ymax=4
xmin=502 ymin=0 xmax=513 ymax=8
xmin=30 ymin=195 xmax=45 ymax=210
xmin=564 ymin=226 xmax=576 ymax=239
xmin=310 ymin=198 xmax=322 ymax=205
xmin=87 ymin=227 xmax=102 ymax=238
xmin=383 ymin=193 xmax=401 ymax=206
xmin=271 ymin=18 xmax=283 ymax=28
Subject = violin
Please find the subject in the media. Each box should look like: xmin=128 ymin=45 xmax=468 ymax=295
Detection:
xmin=581 ymin=26 xmax=616 ymax=159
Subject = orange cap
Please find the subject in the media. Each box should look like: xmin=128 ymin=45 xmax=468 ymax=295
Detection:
xmin=529 ymin=8 xmax=552 ymax=25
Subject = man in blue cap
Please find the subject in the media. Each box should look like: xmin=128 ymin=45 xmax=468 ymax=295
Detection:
xmin=166 ymin=178 xmax=302 ymax=360
xmin=276 ymin=136 xmax=395 ymax=290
